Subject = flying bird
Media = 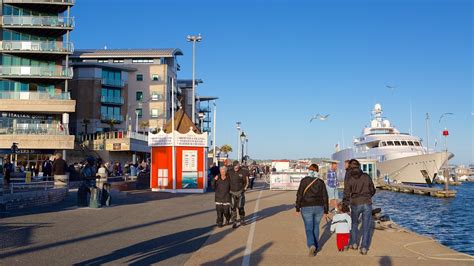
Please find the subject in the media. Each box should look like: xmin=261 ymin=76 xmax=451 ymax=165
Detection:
xmin=438 ymin=113 xmax=454 ymax=123
xmin=310 ymin=114 xmax=330 ymax=122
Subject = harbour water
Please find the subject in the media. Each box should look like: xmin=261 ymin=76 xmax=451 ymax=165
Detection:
xmin=373 ymin=182 xmax=474 ymax=255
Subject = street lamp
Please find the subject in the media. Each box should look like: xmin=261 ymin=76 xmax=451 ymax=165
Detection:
xmin=236 ymin=122 xmax=241 ymax=161
xmin=135 ymin=102 xmax=142 ymax=133
xmin=186 ymin=33 xmax=202 ymax=124
xmin=240 ymin=131 xmax=246 ymax=163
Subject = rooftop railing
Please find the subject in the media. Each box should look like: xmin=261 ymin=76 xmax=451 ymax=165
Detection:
xmin=0 ymin=66 xmax=73 ymax=78
xmin=100 ymin=114 xmax=124 ymax=122
xmin=0 ymin=40 xmax=74 ymax=53
xmin=81 ymin=130 xmax=148 ymax=142
xmin=0 ymin=91 xmax=71 ymax=100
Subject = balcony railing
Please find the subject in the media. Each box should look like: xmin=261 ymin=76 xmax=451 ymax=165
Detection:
xmin=2 ymin=15 xmax=75 ymax=28
xmin=100 ymin=95 xmax=124 ymax=105
xmin=3 ymin=0 xmax=75 ymax=4
xmin=0 ymin=123 xmax=68 ymax=135
xmin=0 ymin=66 xmax=73 ymax=78
xmin=0 ymin=91 xmax=71 ymax=100
xmin=100 ymin=114 xmax=123 ymax=122
xmin=200 ymin=107 xmax=211 ymax=113
xmin=101 ymin=78 xmax=125 ymax=87
xmin=81 ymin=131 xmax=148 ymax=142
xmin=0 ymin=40 xmax=74 ymax=53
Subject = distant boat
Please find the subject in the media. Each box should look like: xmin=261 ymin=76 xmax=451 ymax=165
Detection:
xmin=332 ymin=104 xmax=453 ymax=185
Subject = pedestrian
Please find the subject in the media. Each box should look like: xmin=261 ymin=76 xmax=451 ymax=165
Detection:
xmin=212 ymin=166 xmax=231 ymax=227
xmin=42 ymin=157 xmax=53 ymax=178
xmin=210 ymin=163 xmax=219 ymax=178
xmin=3 ymin=158 xmax=13 ymax=186
xmin=228 ymin=160 xmax=249 ymax=228
xmin=326 ymin=161 xmax=339 ymax=212
xmin=343 ymin=159 xmax=376 ymax=255
xmin=249 ymin=164 xmax=257 ymax=189
xmin=330 ymin=202 xmax=352 ymax=252
xmin=295 ymin=163 xmax=329 ymax=257
xmin=52 ymin=153 xmax=68 ymax=187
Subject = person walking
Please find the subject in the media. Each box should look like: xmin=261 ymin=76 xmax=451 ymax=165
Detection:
xmin=326 ymin=161 xmax=339 ymax=212
xmin=228 ymin=160 xmax=249 ymax=228
xmin=3 ymin=158 xmax=13 ymax=187
xmin=343 ymin=159 xmax=376 ymax=255
xmin=42 ymin=158 xmax=53 ymax=178
xmin=52 ymin=153 xmax=68 ymax=187
xmin=211 ymin=166 xmax=231 ymax=227
xmin=295 ymin=163 xmax=329 ymax=256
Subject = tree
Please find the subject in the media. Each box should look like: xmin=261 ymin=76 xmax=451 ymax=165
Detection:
xmin=139 ymin=121 xmax=149 ymax=133
xmin=219 ymin=144 xmax=233 ymax=155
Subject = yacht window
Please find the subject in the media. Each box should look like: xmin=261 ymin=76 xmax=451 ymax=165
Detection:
xmin=394 ymin=141 xmax=401 ymax=146
xmin=380 ymin=142 xmax=386 ymax=147
xmin=408 ymin=141 xmax=414 ymax=146
xmin=401 ymin=141 xmax=408 ymax=146
xmin=414 ymin=142 xmax=420 ymax=146
xmin=387 ymin=141 xmax=394 ymax=146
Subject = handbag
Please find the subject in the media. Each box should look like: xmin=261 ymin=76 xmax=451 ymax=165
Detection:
xmin=303 ymin=178 xmax=318 ymax=196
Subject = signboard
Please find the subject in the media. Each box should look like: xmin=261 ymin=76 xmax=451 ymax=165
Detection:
xmin=148 ymin=130 xmax=208 ymax=147
xmin=182 ymin=150 xmax=198 ymax=171
xmin=270 ymin=172 xmax=307 ymax=190
xmin=0 ymin=149 xmax=54 ymax=155
xmin=105 ymin=142 xmax=130 ymax=151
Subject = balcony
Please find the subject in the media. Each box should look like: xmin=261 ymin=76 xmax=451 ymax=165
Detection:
xmin=100 ymin=114 xmax=124 ymax=123
xmin=199 ymin=107 xmax=211 ymax=113
xmin=0 ymin=66 xmax=73 ymax=79
xmin=101 ymin=78 xmax=125 ymax=87
xmin=0 ymin=41 xmax=74 ymax=58
xmin=100 ymin=95 xmax=124 ymax=105
xmin=0 ymin=91 xmax=70 ymax=100
xmin=3 ymin=0 xmax=74 ymax=13
xmin=2 ymin=16 xmax=74 ymax=36
xmin=0 ymin=91 xmax=75 ymax=113
xmin=0 ymin=123 xmax=68 ymax=135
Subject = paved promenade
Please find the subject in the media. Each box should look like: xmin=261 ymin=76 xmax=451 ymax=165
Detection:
xmin=1 ymin=181 xmax=473 ymax=265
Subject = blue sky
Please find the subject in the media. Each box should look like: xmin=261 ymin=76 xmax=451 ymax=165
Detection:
xmin=72 ymin=0 xmax=473 ymax=164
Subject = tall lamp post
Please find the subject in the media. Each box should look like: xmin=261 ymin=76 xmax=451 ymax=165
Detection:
xmin=236 ymin=122 xmax=241 ymax=161
xmin=245 ymin=138 xmax=249 ymax=160
xmin=240 ymin=131 xmax=246 ymax=163
xmin=186 ymin=33 xmax=202 ymax=124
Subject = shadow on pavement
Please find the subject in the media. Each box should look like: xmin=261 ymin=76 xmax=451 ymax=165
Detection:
xmin=0 ymin=222 xmax=52 ymax=250
xmin=318 ymin=220 xmax=333 ymax=251
xmin=246 ymin=204 xmax=294 ymax=225
xmin=201 ymin=242 xmax=273 ymax=266
xmin=73 ymin=225 xmax=234 ymax=265
xmin=379 ymin=256 xmax=393 ymax=266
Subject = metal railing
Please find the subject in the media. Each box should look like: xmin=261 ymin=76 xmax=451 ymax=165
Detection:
xmin=0 ymin=66 xmax=73 ymax=78
xmin=9 ymin=181 xmax=54 ymax=194
xmin=2 ymin=15 xmax=75 ymax=28
xmin=101 ymin=78 xmax=125 ymax=87
xmin=81 ymin=130 xmax=148 ymax=142
xmin=0 ymin=40 xmax=74 ymax=53
xmin=0 ymin=91 xmax=71 ymax=100
xmin=0 ymin=123 xmax=68 ymax=135
xmin=200 ymin=107 xmax=211 ymax=112
xmin=100 ymin=95 xmax=124 ymax=105
xmin=3 ymin=0 xmax=74 ymax=4
xmin=100 ymin=114 xmax=124 ymax=122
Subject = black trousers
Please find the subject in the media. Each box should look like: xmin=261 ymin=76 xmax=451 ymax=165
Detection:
xmin=249 ymin=178 xmax=255 ymax=189
xmin=216 ymin=204 xmax=231 ymax=225
xmin=230 ymin=192 xmax=245 ymax=222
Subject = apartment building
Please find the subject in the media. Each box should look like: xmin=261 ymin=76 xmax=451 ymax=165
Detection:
xmin=0 ymin=0 xmax=75 ymax=165
xmin=71 ymin=48 xmax=183 ymax=133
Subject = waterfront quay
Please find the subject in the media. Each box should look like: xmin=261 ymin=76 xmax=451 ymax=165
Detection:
xmin=1 ymin=181 xmax=473 ymax=266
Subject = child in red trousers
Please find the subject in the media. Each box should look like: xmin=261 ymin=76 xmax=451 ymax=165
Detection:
xmin=330 ymin=202 xmax=352 ymax=251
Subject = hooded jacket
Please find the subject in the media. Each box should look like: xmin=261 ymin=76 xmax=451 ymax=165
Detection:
xmin=295 ymin=176 xmax=329 ymax=213
xmin=343 ymin=167 xmax=376 ymax=206
xmin=211 ymin=174 xmax=231 ymax=204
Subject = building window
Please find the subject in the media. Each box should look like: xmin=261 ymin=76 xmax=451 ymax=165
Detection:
xmin=113 ymin=59 xmax=124 ymax=63
xmin=98 ymin=59 xmax=108 ymax=63
xmin=135 ymin=108 xmax=143 ymax=118
xmin=136 ymin=91 xmax=143 ymax=101
xmin=151 ymin=92 xmax=162 ymax=101
xmin=136 ymin=74 xmax=143 ymax=81
xmin=132 ymin=59 xmax=154 ymax=63
xmin=151 ymin=74 xmax=160 ymax=81
xmin=151 ymin=109 xmax=159 ymax=118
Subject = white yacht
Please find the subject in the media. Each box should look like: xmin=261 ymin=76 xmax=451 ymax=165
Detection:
xmin=332 ymin=104 xmax=453 ymax=185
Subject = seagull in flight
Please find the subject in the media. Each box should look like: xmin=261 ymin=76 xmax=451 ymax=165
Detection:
xmin=310 ymin=114 xmax=330 ymax=122
xmin=386 ymin=85 xmax=396 ymax=94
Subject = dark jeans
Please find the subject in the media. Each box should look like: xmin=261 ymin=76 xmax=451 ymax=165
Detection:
xmin=216 ymin=204 xmax=231 ymax=225
xmin=249 ymin=178 xmax=255 ymax=189
xmin=230 ymin=192 xmax=245 ymax=222
xmin=350 ymin=204 xmax=373 ymax=250
xmin=300 ymin=206 xmax=324 ymax=248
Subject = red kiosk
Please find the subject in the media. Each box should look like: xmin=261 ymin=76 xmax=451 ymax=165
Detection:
xmin=148 ymin=110 xmax=208 ymax=193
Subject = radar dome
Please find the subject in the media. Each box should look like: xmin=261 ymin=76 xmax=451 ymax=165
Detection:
xmin=374 ymin=103 xmax=382 ymax=113
xmin=383 ymin=120 xmax=391 ymax=128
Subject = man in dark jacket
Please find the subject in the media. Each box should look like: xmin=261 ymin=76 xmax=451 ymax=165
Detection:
xmin=295 ymin=163 xmax=329 ymax=256
xmin=52 ymin=153 xmax=68 ymax=187
xmin=343 ymin=159 xmax=376 ymax=255
xmin=211 ymin=166 xmax=231 ymax=227
xmin=228 ymin=160 xmax=249 ymax=228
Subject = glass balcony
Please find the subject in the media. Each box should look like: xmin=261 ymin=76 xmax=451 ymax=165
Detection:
xmin=0 ymin=91 xmax=71 ymax=100
xmin=0 ymin=41 xmax=74 ymax=53
xmin=101 ymin=78 xmax=125 ymax=87
xmin=2 ymin=15 xmax=75 ymax=28
xmin=200 ymin=107 xmax=211 ymax=113
xmin=0 ymin=123 xmax=67 ymax=135
xmin=100 ymin=95 xmax=124 ymax=105
xmin=100 ymin=114 xmax=123 ymax=122
xmin=3 ymin=0 xmax=75 ymax=4
xmin=0 ymin=66 xmax=73 ymax=78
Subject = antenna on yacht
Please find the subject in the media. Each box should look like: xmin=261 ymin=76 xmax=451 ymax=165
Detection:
xmin=409 ymin=98 xmax=413 ymax=135
xmin=425 ymin=113 xmax=430 ymax=152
